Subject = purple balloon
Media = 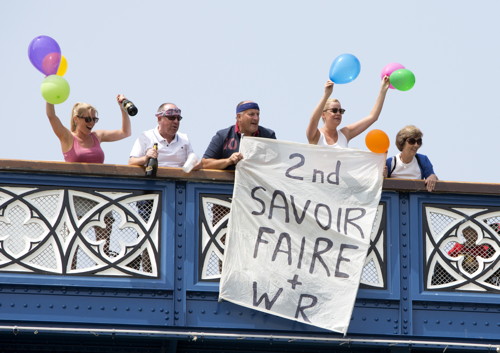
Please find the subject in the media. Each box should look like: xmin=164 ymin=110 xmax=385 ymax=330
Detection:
xmin=28 ymin=35 xmax=61 ymax=76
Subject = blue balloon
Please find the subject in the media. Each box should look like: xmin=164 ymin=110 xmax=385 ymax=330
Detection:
xmin=329 ymin=54 xmax=361 ymax=84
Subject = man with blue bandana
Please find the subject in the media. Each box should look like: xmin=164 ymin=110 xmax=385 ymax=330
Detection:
xmin=202 ymin=101 xmax=276 ymax=170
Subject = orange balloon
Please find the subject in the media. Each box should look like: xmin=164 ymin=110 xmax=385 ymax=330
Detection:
xmin=365 ymin=129 xmax=390 ymax=153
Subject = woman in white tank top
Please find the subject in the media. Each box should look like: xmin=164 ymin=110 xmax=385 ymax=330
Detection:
xmin=306 ymin=78 xmax=390 ymax=148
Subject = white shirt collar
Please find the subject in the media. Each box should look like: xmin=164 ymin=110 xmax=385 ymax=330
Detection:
xmin=153 ymin=127 xmax=178 ymax=144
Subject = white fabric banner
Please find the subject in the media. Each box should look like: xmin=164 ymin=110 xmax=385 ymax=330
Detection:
xmin=219 ymin=137 xmax=385 ymax=334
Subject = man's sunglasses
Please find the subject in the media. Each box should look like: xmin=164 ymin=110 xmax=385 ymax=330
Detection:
xmin=77 ymin=116 xmax=99 ymax=123
xmin=324 ymin=108 xmax=346 ymax=115
xmin=165 ymin=116 xmax=182 ymax=121
xmin=406 ymin=137 xmax=422 ymax=145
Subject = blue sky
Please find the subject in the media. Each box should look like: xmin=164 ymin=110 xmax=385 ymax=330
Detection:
xmin=2 ymin=0 xmax=499 ymax=183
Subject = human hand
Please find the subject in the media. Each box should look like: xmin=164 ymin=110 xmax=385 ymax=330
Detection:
xmin=383 ymin=165 xmax=388 ymax=178
xmin=228 ymin=152 xmax=243 ymax=166
xmin=146 ymin=147 xmax=158 ymax=159
xmin=425 ymin=174 xmax=438 ymax=192
xmin=192 ymin=160 xmax=203 ymax=171
xmin=380 ymin=75 xmax=390 ymax=92
xmin=116 ymin=94 xmax=125 ymax=104
xmin=325 ymin=80 xmax=334 ymax=97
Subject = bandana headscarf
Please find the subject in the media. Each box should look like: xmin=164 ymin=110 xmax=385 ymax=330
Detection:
xmin=156 ymin=108 xmax=182 ymax=118
xmin=236 ymin=102 xmax=259 ymax=114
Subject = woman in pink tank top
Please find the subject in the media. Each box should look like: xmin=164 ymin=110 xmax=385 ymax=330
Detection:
xmin=45 ymin=95 xmax=133 ymax=260
xmin=46 ymin=94 xmax=132 ymax=163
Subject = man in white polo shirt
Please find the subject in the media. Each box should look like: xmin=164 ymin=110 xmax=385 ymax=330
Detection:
xmin=128 ymin=102 xmax=194 ymax=168
xmin=128 ymin=102 xmax=195 ymax=270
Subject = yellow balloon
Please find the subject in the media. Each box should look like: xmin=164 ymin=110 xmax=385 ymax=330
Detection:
xmin=56 ymin=55 xmax=68 ymax=76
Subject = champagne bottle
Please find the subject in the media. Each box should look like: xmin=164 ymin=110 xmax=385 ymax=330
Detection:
xmin=122 ymin=99 xmax=138 ymax=116
xmin=145 ymin=143 xmax=158 ymax=177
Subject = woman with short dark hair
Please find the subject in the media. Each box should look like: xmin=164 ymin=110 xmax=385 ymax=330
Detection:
xmin=385 ymin=125 xmax=438 ymax=191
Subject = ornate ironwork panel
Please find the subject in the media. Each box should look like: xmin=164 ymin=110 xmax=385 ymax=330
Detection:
xmin=360 ymin=203 xmax=387 ymax=289
xmin=423 ymin=204 xmax=500 ymax=292
xmin=198 ymin=194 xmax=231 ymax=280
xmin=0 ymin=185 xmax=161 ymax=277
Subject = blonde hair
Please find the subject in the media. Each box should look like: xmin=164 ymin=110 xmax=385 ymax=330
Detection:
xmin=70 ymin=103 xmax=98 ymax=132
xmin=323 ymin=98 xmax=340 ymax=111
xmin=395 ymin=125 xmax=423 ymax=151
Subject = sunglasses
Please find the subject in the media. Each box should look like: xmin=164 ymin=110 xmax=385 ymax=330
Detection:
xmin=324 ymin=108 xmax=346 ymax=114
xmin=165 ymin=115 xmax=182 ymax=121
xmin=77 ymin=116 xmax=99 ymax=123
xmin=406 ymin=137 xmax=422 ymax=145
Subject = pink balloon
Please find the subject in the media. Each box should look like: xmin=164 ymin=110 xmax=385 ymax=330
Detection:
xmin=381 ymin=63 xmax=405 ymax=89
xmin=41 ymin=52 xmax=62 ymax=76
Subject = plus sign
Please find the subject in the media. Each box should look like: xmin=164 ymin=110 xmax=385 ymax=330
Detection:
xmin=287 ymin=274 xmax=302 ymax=290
